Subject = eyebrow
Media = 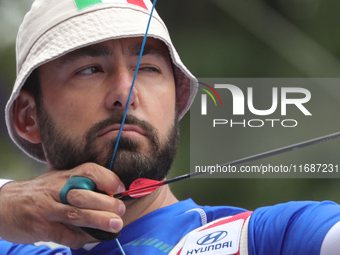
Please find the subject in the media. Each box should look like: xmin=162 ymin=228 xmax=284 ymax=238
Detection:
xmin=57 ymin=45 xmax=113 ymax=68
xmin=128 ymin=44 xmax=169 ymax=60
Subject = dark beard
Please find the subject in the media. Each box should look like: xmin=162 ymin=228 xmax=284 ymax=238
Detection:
xmin=37 ymin=106 xmax=179 ymax=192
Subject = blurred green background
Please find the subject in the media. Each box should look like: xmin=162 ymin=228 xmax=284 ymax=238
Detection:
xmin=1 ymin=0 xmax=340 ymax=211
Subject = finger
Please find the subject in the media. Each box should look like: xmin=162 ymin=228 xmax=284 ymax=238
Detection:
xmin=71 ymin=163 xmax=125 ymax=195
xmin=49 ymin=203 xmax=124 ymax=233
xmin=67 ymin=189 xmax=125 ymax=216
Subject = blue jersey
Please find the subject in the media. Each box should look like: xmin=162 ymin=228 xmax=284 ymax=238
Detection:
xmin=1 ymin=199 xmax=340 ymax=254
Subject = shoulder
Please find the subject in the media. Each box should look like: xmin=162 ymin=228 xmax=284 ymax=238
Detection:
xmin=250 ymin=200 xmax=340 ymax=229
xmin=195 ymin=202 xmax=249 ymax=223
xmin=248 ymin=201 xmax=340 ymax=255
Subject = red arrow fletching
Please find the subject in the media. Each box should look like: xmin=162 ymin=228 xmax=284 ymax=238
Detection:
xmin=130 ymin=178 xmax=160 ymax=189
xmin=113 ymin=178 xmax=165 ymax=198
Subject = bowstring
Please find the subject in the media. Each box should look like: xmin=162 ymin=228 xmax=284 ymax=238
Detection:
xmin=116 ymin=238 xmax=126 ymax=255
xmin=109 ymin=0 xmax=158 ymax=171
xmin=109 ymin=1 xmax=158 ymax=254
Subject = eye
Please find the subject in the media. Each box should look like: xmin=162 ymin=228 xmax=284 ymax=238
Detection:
xmin=139 ymin=66 xmax=161 ymax=73
xmin=76 ymin=65 xmax=104 ymax=75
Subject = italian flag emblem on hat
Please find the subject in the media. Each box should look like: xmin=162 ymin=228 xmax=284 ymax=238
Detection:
xmin=74 ymin=0 xmax=147 ymax=11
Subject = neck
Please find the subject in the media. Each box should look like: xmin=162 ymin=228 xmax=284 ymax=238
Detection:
xmin=122 ymin=185 xmax=178 ymax=226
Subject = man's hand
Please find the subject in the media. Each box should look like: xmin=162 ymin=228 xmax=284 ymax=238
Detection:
xmin=0 ymin=163 xmax=125 ymax=249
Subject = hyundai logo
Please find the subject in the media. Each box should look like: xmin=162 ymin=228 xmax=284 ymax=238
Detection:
xmin=197 ymin=231 xmax=228 ymax=245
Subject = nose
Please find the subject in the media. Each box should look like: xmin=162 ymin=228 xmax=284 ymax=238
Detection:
xmin=105 ymin=67 xmax=139 ymax=111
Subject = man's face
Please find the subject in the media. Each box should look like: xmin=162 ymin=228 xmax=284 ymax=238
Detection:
xmin=37 ymin=37 xmax=178 ymax=189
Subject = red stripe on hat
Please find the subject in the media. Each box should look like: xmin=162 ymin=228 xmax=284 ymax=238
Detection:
xmin=127 ymin=0 xmax=147 ymax=9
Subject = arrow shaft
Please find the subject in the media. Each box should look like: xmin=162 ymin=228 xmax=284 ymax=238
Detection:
xmin=114 ymin=131 xmax=340 ymax=198
xmin=221 ymin=131 xmax=340 ymax=167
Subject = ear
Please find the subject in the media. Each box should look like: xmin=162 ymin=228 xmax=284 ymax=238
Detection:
xmin=14 ymin=90 xmax=41 ymax=144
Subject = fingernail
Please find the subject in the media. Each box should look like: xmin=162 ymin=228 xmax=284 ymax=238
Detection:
xmin=109 ymin=218 xmax=123 ymax=232
xmin=117 ymin=183 xmax=125 ymax=193
xmin=118 ymin=201 xmax=126 ymax=216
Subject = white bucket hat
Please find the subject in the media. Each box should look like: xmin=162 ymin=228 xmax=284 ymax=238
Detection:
xmin=5 ymin=0 xmax=197 ymax=163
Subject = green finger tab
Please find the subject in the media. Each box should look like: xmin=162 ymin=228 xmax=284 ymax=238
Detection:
xmin=60 ymin=176 xmax=96 ymax=204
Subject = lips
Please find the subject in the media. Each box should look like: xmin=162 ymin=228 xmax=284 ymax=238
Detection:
xmin=97 ymin=124 xmax=146 ymax=138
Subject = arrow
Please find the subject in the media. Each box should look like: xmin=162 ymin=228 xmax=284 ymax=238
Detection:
xmin=113 ymin=130 xmax=340 ymax=198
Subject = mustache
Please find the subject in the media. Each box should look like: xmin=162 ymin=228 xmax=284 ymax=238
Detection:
xmin=85 ymin=113 xmax=158 ymax=144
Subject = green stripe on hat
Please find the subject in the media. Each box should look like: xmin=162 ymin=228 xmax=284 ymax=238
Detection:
xmin=74 ymin=0 xmax=103 ymax=10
